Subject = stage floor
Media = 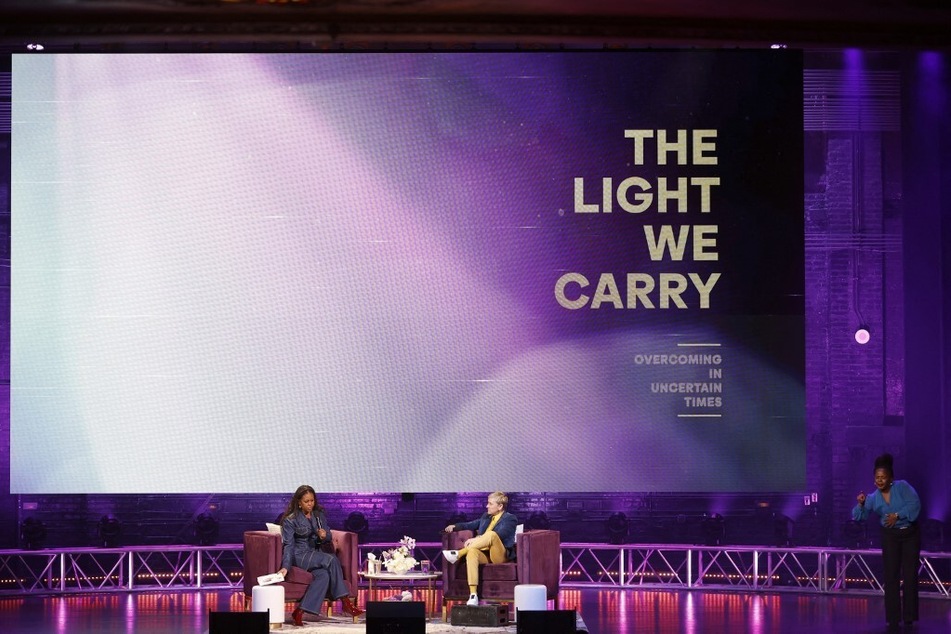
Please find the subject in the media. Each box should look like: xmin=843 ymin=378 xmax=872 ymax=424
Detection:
xmin=1 ymin=587 xmax=949 ymax=633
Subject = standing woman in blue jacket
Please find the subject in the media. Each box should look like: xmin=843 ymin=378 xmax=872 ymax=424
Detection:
xmin=276 ymin=485 xmax=363 ymax=625
xmin=853 ymin=453 xmax=921 ymax=628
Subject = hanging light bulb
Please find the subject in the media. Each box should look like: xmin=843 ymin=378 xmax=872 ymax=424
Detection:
xmin=854 ymin=325 xmax=870 ymax=344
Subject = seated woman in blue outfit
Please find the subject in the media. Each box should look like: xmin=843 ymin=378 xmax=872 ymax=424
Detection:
xmin=276 ymin=485 xmax=364 ymax=625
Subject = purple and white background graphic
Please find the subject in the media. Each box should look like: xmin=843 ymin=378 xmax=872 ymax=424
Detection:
xmin=11 ymin=52 xmax=804 ymax=493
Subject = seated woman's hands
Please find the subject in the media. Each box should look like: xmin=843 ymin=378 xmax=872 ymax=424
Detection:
xmin=277 ymin=568 xmax=287 ymax=577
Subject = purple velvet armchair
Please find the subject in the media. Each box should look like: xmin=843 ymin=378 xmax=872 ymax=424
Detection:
xmin=243 ymin=528 xmax=359 ymax=617
xmin=441 ymin=528 xmax=560 ymax=620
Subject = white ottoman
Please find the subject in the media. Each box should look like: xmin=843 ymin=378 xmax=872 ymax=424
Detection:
xmin=513 ymin=583 xmax=547 ymax=622
xmin=251 ymin=584 xmax=285 ymax=628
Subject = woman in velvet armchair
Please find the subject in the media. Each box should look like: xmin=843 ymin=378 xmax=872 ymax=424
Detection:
xmin=276 ymin=485 xmax=363 ymax=625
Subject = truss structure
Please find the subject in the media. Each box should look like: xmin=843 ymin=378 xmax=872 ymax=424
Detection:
xmin=558 ymin=543 xmax=951 ymax=598
xmin=1 ymin=542 xmax=948 ymax=599
xmin=0 ymin=545 xmax=243 ymax=595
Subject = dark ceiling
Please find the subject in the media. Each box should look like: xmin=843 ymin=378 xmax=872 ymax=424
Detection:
xmin=1 ymin=0 xmax=950 ymax=51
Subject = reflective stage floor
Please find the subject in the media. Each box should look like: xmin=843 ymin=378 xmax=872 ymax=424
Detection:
xmin=1 ymin=587 xmax=950 ymax=633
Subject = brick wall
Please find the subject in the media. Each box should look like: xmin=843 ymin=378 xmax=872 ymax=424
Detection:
xmin=7 ymin=490 xmax=830 ymax=548
xmin=805 ymin=131 xmax=904 ymax=549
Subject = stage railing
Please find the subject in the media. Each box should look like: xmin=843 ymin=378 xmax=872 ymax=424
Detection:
xmin=2 ymin=542 xmax=948 ymax=599
xmin=0 ymin=545 xmax=243 ymax=595
xmin=558 ymin=543 xmax=951 ymax=598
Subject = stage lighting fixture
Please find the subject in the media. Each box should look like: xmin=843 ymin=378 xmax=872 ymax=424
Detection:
xmin=854 ymin=325 xmax=870 ymax=344
xmin=772 ymin=513 xmax=793 ymax=547
xmin=97 ymin=514 xmax=122 ymax=548
xmin=526 ymin=511 xmax=551 ymax=531
xmin=194 ymin=513 xmax=219 ymax=546
xmin=700 ymin=513 xmax=725 ymax=546
xmin=20 ymin=517 xmax=47 ymax=550
xmin=343 ymin=511 xmax=369 ymax=535
xmin=605 ymin=512 xmax=629 ymax=545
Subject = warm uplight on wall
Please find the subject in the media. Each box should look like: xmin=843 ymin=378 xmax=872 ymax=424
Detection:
xmin=854 ymin=325 xmax=871 ymax=345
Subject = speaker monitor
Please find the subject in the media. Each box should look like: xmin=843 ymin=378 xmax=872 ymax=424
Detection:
xmin=208 ymin=611 xmax=269 ymax=634
xmin=366 ymin=600 xmax=426 ymax=634
xmin=516 ymin=609 xmax=578 ymax=634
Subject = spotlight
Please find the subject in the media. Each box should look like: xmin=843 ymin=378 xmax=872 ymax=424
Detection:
xmin=854 ymin=325 xmax=870 ymax=344
xmin=772 ymin=513 xmax=793 ymax=547
xmin=194 ymin=513 xmax=219 ymax=546
xmin=700 ymin=513 xmax=725 ymax=546
xmin=605 ymin=512 xmax=629 ymax=545
xmin=20 ymin=517 xmax=47 ymax=550
xmin=97 ymin=514 xmax=122 ymax=548
xmin=343 ymin=511 xmax=369 ymax=535
xmin=526 ymin=512 xmax=551 ymax=531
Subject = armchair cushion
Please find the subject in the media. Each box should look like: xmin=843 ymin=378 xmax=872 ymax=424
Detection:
xmin=482 ymin=564 xmax=517 ymax=581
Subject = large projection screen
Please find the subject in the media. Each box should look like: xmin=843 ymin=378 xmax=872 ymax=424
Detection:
xmin=11 ymin=51 xmax=804 ymax=494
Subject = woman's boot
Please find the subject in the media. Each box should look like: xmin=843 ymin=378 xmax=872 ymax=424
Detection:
xmin=341 ymin=596 xmax=364 ymax=619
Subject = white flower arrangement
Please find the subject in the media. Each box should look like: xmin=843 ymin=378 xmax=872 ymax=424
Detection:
xmin=381 ymin=535 xmax=418 ymax=574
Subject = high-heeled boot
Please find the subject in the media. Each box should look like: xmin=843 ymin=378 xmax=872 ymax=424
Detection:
xmin=341 ymin=596 xmax=364 ymax=619
xmin=291 ymin=606 xmax=304 ymax=626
